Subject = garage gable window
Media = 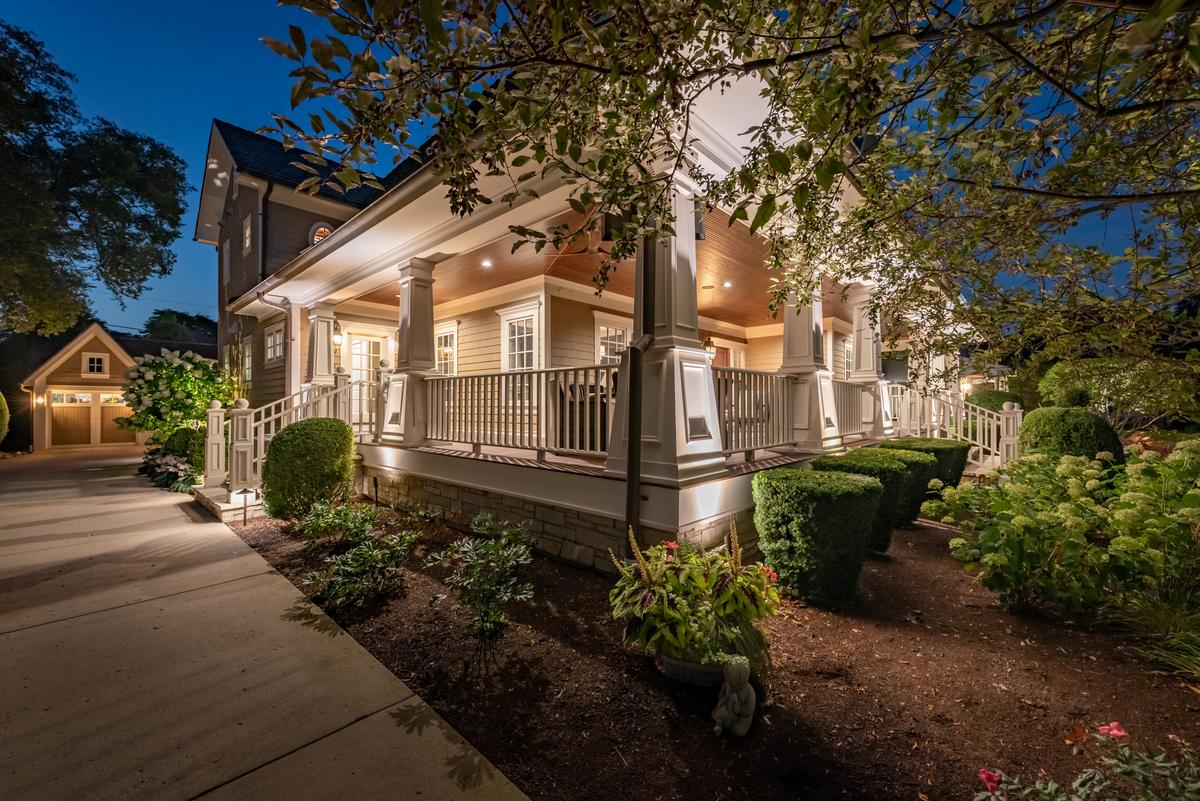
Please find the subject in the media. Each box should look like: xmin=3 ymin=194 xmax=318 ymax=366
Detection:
xmin=82 ymin=352 xmax=108 ymax=378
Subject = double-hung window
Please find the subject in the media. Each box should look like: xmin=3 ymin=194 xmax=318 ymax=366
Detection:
xmin=498 ymin=300 xmax=541 ymax=372
xmin=434 ymin=321 xmax=458 ymax=375
xmin=264 ymin=323 xmax=284 ymax=363
xmin=241 ymin=337 xmax=253 ymax=384
xmin=593 ymin=311 xmax=632 ymax=365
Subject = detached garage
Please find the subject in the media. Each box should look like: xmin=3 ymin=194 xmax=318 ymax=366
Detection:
xmin=19 ymin=323 xmax=160 ymax=451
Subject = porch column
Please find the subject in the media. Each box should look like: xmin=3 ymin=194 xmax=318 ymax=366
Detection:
xmin=606 ymin=177 xmax=726 ymax=485
xmin=780 ymin=289 xmax=842 ymax=452
xmin=307 ymin=303 xmax=336 ymax=387
xmin=846 ymin=284 xmax=891 ymax=438
xmin=381 ymin=257 xmax=435 ymax=446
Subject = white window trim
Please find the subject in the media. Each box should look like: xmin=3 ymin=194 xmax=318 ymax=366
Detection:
xmin=434 ymin=320 xmax=459 ymax=376
xmin=308 ymin=221 xmax=335 ymax=246
xmin=241 ymin=336 xmax=253 ymax=384
xmin=242 ymin=215 xmax=252 ymax=256
xmin=593 ymin=310 xmax=632 ymax=364
xmin=707 ymin=336 xmax=747 ymax=369
xmin=81 ymin=352 xmax=109 ymax=379
xmin=496 ymin=298 xmax=543 ymax=372
xmin=264 ymin=322 xmax=285 ymax=364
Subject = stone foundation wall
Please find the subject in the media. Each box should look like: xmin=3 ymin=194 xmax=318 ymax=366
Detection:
xmin=358 ymin=464 xmax=761 ymax=573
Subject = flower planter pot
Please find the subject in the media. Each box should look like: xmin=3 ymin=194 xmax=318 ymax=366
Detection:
xmin=655 ymin=654 xmax=725 ymax=686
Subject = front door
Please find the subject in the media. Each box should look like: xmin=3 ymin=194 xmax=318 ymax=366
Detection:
xmin=348 ymin=336 xmax=382 ymax=425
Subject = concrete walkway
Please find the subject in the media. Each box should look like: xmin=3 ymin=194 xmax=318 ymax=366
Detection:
xmin=0 ymin=448 xmax=527 ymax=801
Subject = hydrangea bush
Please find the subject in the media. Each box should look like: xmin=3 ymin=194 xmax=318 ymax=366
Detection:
xmin=119 ymin=349 xmax=235 ymax=440
xmin=926 ymin=443 xmax=1200 ymax=676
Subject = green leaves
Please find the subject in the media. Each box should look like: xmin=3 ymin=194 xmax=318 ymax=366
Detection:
xmin=749 ymin=194 xmax=776 ymax=234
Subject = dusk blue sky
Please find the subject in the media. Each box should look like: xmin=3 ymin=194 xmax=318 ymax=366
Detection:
xmin=0 ymin=3 xmax=1132 ymax=335
xmin=0 ymin=1 xmax=320 ymax=333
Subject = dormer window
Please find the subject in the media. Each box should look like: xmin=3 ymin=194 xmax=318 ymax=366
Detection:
xmin=309 ymin=222 xmax=334 ymax=245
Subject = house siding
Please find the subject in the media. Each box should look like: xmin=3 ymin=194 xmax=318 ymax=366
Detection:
xmin=264 ymin=202 xmax=350 ymax=276
xmin=550 ymin=297 xmax=617 ymax=366
xmin=746 ymin=335 xmax=783 ymax=372
xmin=438 ymin=306 xmax=502 ymax=374
xmin=45 ymin=335 xmax=126 ymax=387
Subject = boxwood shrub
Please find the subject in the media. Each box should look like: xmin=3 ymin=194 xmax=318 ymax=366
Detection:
xmin=810 ymin=451 xmax=906 ymax=552
xmin=1018 ymin=406 xmax=1125 ymax=464
xmin=162 ymin=426 xmax=206 ymax=472
xmin=751 ymin=468 xmax=882 ymax=604
xmin=879 ymin=437 xmax=972 ymax=488
xmin=262 ymin=418 xmax=356 ymax=521
xmin=854 ymin=447 xmax=938 ymax=527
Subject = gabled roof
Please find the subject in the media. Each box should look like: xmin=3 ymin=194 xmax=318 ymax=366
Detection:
xmin=213 ymin=120 xmax=386 ymax=208
xmin=21 ymin=323 xmax=220 ymax=387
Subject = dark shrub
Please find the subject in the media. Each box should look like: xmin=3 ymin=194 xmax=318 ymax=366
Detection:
xmin=305 ymin=531 xmax=420 ymax=612
xmin=262 ymin=418 xmax=356 ymax=520
xmin=296 ymin=501 xmax=379 ymax=553
xmin=855 ymin=447 xmax=938 ymax=527
xmin=1018 ymin=406 xmax=1125 ymax=464
xmin=162 ymin=426 xmax=205 ymax=472
xmin=879 ymin=437 xmax=972 ymax=488
xmin=810 ymin=451 xmax=906 ymax=552
xmin=752 ymin=468 xmax=882 ymax=604
xmin=967 ymin=388 xmax=1022 ymax=413
xmin=0 ymin=391 xmax=9 ymax=445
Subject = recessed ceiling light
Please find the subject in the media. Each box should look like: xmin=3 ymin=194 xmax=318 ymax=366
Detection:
xmin=481 ymin=258 xmax=493 ymax=268
xmin=722 ymin=280 xmax=733 ymax=288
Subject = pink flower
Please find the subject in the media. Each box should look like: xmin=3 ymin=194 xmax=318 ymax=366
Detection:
xmin=978 ymin=768 xmax=1002 ymax=794
xmin=1098 ymin=722 xmax=1128 ymax=738
xmin=1168 ymin=734 xmax=1182 ymax=743
xmin=665 ymin=541 xmax=679 ymax=551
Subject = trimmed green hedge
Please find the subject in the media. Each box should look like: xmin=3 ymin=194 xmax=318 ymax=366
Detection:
xmin=752 ymin=468 xmax=882 ymax=604
xmin=1018 ymin=406 xmax=1125 ymax=464
xmin=162 ymin=427 xmax=205 ymax=472
xmin=810 ymin=451 xmax=906 ymax=552
xmin=854 ymin=447 xmax=938 ymax=527
xmin=262 ymin=418 xmax=356 ymax=521
xmin=879 ymin=437 xmax=972 ymax=488
xmin=967 ymin=388 xmax=1022 ymax=413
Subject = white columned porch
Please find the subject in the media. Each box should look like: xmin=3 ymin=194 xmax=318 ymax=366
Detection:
xmin=606 ymin=178 xmax=727 ymax=486
xmin=846 ymin=284 xmax=892 ymax=438
xmin=380 ymin=257 xmax=435 ymax=447
xmin=307 ymin=303 xmax=336 ymax=387
xmin=780 ymin=289 xmax=842 ymax=451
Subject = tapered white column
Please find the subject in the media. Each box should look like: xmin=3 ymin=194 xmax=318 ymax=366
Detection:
xmin=607 ymin=177 xmax=726 ymax=485
xmin=780 ymin=289 xmax=841 ymax=451
xmin=381 ymin=258 xmax=435 ymax=446
xmin=307 ymin=303 xmax=336 ymax=387
xmin=846 ymin=284 xmax=891 ymax=438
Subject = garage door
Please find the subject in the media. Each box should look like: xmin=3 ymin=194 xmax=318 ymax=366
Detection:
xmin=100 ymin=394 xmax=136 ymax=443
xmin=50 ymin=392 xmax=92 ymax=446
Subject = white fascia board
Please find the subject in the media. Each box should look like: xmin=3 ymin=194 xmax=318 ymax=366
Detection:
xmin=194 ymin=123 xmax=235 ymax=245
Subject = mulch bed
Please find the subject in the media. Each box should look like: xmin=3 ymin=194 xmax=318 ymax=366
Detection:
xmin=232 ymin=512 xmax=1200 ymax=801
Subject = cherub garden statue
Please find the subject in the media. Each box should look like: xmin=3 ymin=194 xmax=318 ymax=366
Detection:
xmin=712 ymin=655 xmax=756 ymax=737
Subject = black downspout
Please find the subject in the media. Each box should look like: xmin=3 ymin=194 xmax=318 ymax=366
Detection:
xmin=259 ymin=181 xmax=275 ymax=282
xmin=624 ymin=232 xmax=656 ymax=545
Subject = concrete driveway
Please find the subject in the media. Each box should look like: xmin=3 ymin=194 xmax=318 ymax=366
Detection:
xmin=0 ymin=448 xmax=526 ymax=801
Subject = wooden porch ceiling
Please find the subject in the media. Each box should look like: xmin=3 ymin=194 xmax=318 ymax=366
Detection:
xmin=352 ymin=208 xmax=797 ymax=328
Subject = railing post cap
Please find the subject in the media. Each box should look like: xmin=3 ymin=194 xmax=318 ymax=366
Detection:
xmin=335 ymin=365 xmax=348 ymax=375
xmin=379 ymin=358 xmax=390 ymax=370
xmin=208 ymin=400 xmax=223 ymax=410
xmin=234 ymin=398 xmax=249 ymax=409
xmin=1002 ymin=401 xmax=1020 ymax=411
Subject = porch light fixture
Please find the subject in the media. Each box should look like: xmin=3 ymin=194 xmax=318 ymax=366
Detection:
xmin=960 ymin=379 xmax=973 ymax=395
xmin=703 ymin=336 xmax=716 ymax=359
xmin=481 ymin=258 xmax=493 ymax=268
xmin=333 ymin=321 xmax=344 ymax=348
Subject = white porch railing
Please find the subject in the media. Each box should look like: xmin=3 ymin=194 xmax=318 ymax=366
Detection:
xmin=711 ymin=367 xmax=793 ymax=455
xmin=832 ymin=379 xmax=866 ymax=438
xmin=425 ymin=365 xmax=618 ymax=458
xmin=888 ymin=383 xmax=1023 ymax=468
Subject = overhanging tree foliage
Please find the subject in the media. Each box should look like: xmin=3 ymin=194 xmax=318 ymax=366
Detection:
xmin=265 ymin=0 xmax=1199 ymax=373
xmin=0 ymin=21 xmax=189 ymax=335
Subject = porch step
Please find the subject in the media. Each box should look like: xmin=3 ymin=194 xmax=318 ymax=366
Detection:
xmin=193 ymin=485 xmax=267 ymax=524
